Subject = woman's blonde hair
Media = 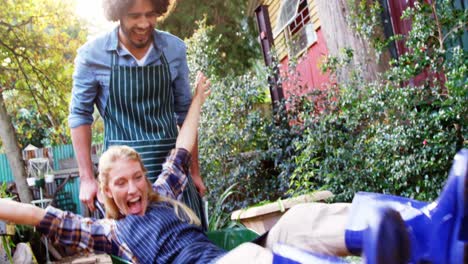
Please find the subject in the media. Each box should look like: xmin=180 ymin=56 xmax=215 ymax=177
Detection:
xmin=98 ymin=145 xmax=200 ymax=226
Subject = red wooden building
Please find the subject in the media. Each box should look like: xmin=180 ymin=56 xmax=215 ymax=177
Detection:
xmin=249 ymin=0 xmax=331 ymax=102
xmin=247 ymin=0 xmax=456 ymax=103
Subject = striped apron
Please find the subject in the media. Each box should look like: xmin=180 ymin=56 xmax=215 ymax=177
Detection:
xmin=103 ymin=51 xmax=206 ymax=229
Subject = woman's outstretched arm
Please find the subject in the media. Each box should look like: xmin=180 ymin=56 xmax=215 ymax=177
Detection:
xmin=153 ymin=72 xmax=211 ymax=199
xmin=175 ymin=71 xmax=211 ymax=152
xmin=0 ymin=198 xmax=45 ymax=226
xmin=1 ymin=199 xmax=115 ymax=254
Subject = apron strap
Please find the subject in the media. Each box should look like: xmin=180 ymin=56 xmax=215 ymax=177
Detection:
xmin=111 ymin=51 xmax=119 ymax=67
xmin=160 ymin=51 xmax=169 ymax=66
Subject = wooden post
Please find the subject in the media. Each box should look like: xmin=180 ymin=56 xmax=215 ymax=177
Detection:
xmin=314 ymin=0 xmax=391 ymax=83
xmin=255 ymin=5 xmax=284 ymax=106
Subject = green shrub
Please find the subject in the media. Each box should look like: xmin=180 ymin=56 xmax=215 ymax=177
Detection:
xmin=197 ymin=72 xmax=279 ymax=211
xmin=291 ymin=79 xmax=463 ymax=201
xmin=187 ymin=1 xmax=466 ymax=228
xmin=289 ymin=0 xmax=467 ymax=201
xmin=186 ymin=21 xmax=310 ymax=225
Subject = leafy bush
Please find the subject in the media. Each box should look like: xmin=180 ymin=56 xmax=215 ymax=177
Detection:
xmin=197 ymin=72 xmax=277 ymax=210
xmin=291 ymin=78 xmax=463 ymax=201
xmin=188 ymin=1 xmax=466 ymax=228
xmin=289 ymin=0 xmax=467 ymax=201
xmin=187 ymin=21 xmax=306 ymax=223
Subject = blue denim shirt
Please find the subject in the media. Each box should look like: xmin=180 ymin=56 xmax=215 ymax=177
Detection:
xmin=68 ymin=27 xmax=192 ymax=128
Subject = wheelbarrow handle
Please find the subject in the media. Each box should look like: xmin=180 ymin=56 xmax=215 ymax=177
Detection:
xmin=94 ymin=200 xmax=105 ymax=218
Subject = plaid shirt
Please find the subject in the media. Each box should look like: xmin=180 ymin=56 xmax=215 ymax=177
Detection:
xmin=153 ymin=148 xmax=191 ymax=201
xmin=37 ymin=148 xmax=198 ymax=263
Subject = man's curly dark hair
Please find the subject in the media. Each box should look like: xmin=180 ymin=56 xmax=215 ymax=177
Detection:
xmin=102 ymin=0 xmax=175 ymax=22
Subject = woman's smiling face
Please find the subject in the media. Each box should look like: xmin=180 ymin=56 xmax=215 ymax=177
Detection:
xmin=104 ymin=158 xmax=149 ymax=216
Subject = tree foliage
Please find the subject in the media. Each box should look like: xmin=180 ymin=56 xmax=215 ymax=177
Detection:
xmin=10 ymin=108 xmax=50 ymax=148
xmin=0 ymin=0 xmax=86 ymax=202
xmin=160 ymin=0 xmax=260 ymax=76
xmin=0 ymin=0 xmax=86 ymax=148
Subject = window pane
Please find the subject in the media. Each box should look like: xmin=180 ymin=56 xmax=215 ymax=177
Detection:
xmin=274 ymin=0 xmax=300 ymax=36
xmin=289 ymin=0 xmax=310 ymax=36
xmin=289 ymin=23 xmax=317 ymax=57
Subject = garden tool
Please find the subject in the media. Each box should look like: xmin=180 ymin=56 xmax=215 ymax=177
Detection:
xmin=345 ymin=149 xmax=468 ymax=263
xmin=94 ymin=199 xmax=106 ymax=219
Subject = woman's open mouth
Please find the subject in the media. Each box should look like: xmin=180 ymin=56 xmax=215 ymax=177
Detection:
xmin=127 ymin=196 xmax=143 ymax=214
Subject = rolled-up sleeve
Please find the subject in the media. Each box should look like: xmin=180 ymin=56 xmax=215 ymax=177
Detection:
xmin=37 ymin=206 xmax=114 ymax=253
xmin=172 ymin=45 xmax=192 ymax=126
xmin=68 ymin=46 xmax=99 ymax=128
xmin=153 ymin=148 xmax=191 ymax=200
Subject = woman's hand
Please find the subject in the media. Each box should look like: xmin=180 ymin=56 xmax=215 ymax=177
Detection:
xmin=194 ymin=71 xmax=211 ymax=104
xmin=175 ymin=72 xmax=211 ymax=159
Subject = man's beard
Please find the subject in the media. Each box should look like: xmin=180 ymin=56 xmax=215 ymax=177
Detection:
xmin=120 ymin=23 xmax=152 ymax=49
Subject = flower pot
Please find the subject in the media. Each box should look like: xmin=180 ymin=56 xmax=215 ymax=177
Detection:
xmin=230 ymin=191 xmax=333 ymax=234
xmin=26 ymin=178 xmax=36 ymax=187
xmin=45 ymin=174 xmax=55 ymax=183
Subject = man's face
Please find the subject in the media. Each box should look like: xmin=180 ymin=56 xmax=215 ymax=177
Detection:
xmin=119 ymin=0 xmax=157 ymax=50
xmin=104 ymin=158 xmax=149 ymax=216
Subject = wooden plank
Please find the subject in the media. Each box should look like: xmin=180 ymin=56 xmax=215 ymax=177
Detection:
xmin=230 ymin=191 xmax=334 ymax=234
xmin=275 ymin=32 xmax=288 ymax=60
xmin=267 ymin=0 xmax=281 ymax=30
xmin=314 ymin=0 xmax=391 ymax=82
xmin=309 ymin=0 xmax=321 ymax=28
xmin=311 ymin=13 xmax=321 ymax=30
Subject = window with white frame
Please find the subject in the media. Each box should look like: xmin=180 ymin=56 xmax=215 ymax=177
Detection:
xmin=274 ymin=0 xmax=317 ymax=57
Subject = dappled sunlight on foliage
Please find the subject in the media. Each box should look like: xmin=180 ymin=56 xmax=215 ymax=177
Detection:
xmin=0 ymin=0 xmax=87 ymax=147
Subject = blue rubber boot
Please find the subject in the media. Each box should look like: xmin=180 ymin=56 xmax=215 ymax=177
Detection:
xmin=363 ymin=206 xmax=410 ymax=264
xmin=345 ymin=149 xmax=468 ymax=263
xmin=345 ymin=193 xmax=427 ymax=257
